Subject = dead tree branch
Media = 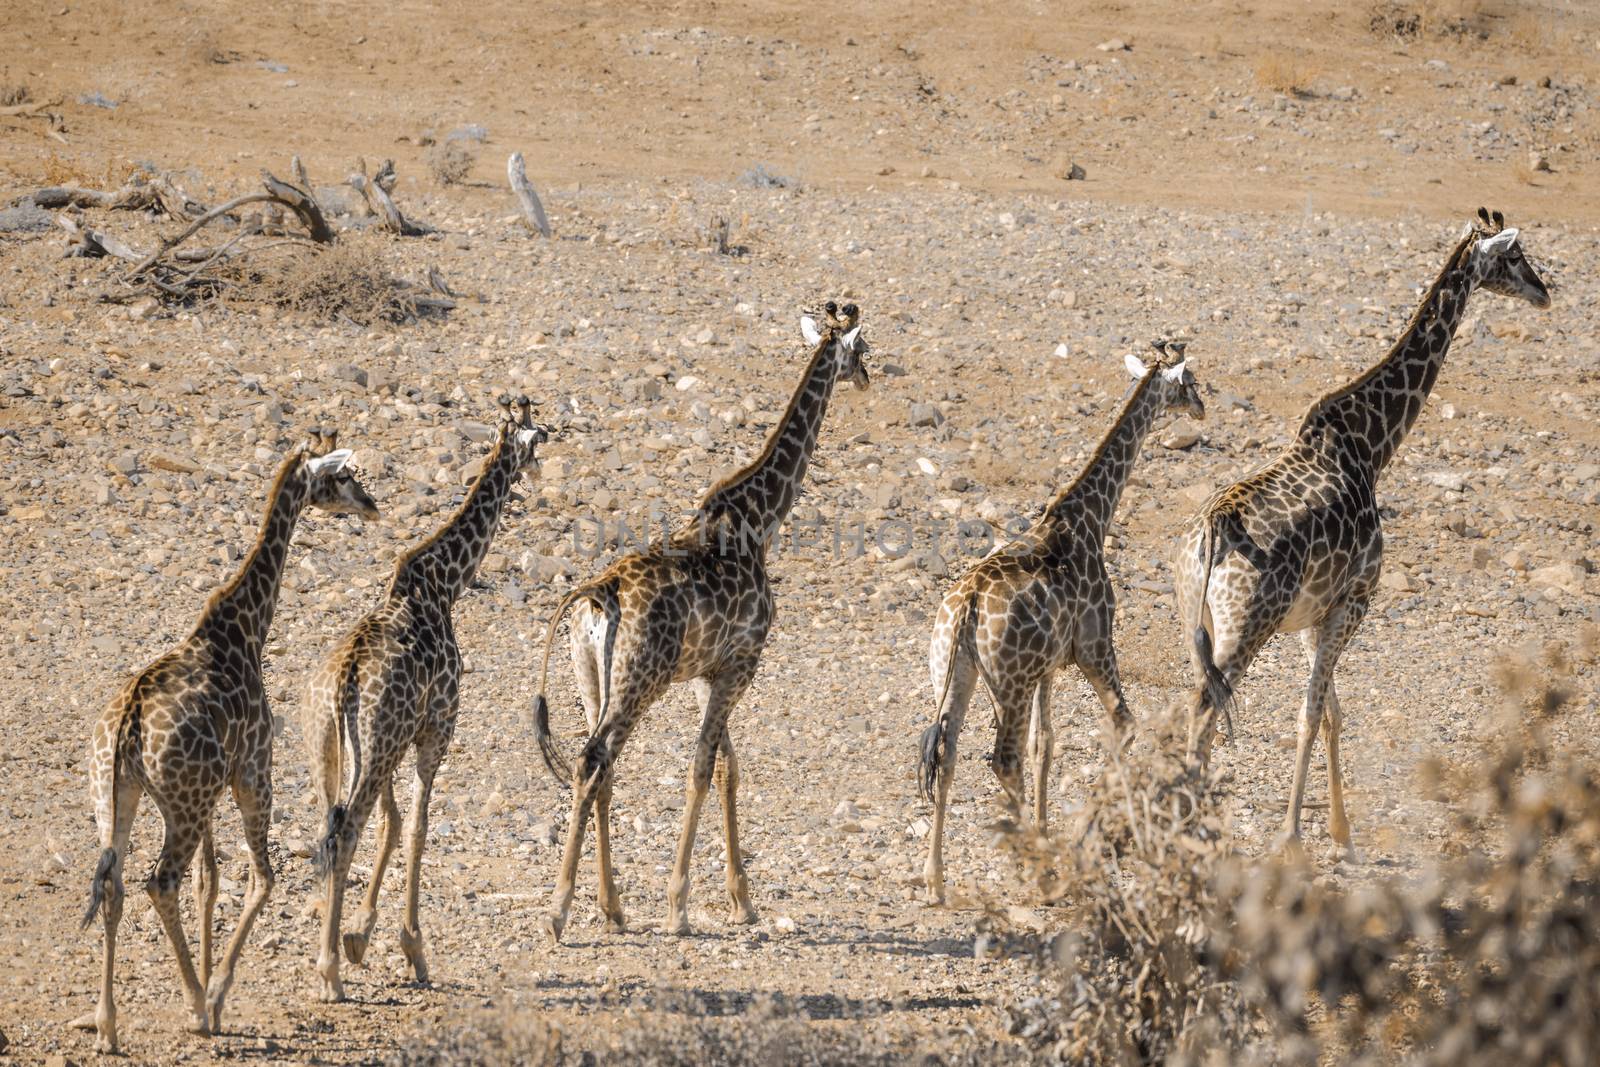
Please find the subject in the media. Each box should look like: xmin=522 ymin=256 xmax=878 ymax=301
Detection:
xmin=507 ymin=152 xmax=551 ymax=237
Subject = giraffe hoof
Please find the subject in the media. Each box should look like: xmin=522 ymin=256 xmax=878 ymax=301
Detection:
xmin=727 ymin=904 xmax=758 ymax=926
xmin=318 ymin=982 xmax=346 ymax=1004
xmin=184 ymin=1012 xmax=210 ymax=1037
xmin=1325 ymin=841 xmax=1359 ymax=865
xmin=342 ymin=931 xmax=370 ymax=966
xmin=664 ymin=915 xmax=692 ymax=937
xmin=604 ymin=914 xmax=627 ymax=934
xmin=540 ymin=911 xmax=565 ymax=944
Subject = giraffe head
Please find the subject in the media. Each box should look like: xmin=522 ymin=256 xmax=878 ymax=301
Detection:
xmin=1124 ymin=339 xmax=1205 ymax=420
xmin=495 ymin=394 xmax=550 ymax=478
xmin=302 ymin=429 xmax=380 ymax=518
xmin=800 ymin=299 xmax=869 ymax=390
xmin=1470 ymin=208 xmax=1551 ymax=309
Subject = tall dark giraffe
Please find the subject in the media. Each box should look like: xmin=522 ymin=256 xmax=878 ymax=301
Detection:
xmin=533 ymin=301 xmax=870 ymax=940
xmin=918 ymin=343 xmax=1207 ymax=904
xmin=1175 ymin=209 xmax=1550 ymax=859
xmin=75 ymin=432 xmax=377 ymax=1053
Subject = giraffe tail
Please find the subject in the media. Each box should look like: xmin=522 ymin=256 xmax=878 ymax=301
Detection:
xmin=1191 ymin=514 xmax=1236 ymax=744
xmin=533 ymin=578 xmax=614 ymax=786
xmin=81 ymin=849 xmax=118 ymax=930
xmin=313 ymin=655 xmax=363 ymax=876
xmin=84 ymin=679 xmax=138 ymax=930
xmin=918 ymin=591 xmax=978 ymax=802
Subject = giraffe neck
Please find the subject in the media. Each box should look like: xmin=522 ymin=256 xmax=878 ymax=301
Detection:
xmin=693 ymin=340 xmax=842 ymax=552
xmin=197 ymin=452 xmax=312 ymax=656
xmin=1298 ymin=232 xmax=1480 ymax=475
xmin=391 ymin=429 xmax=520 ymax=604
xmin=1044 ymin=372 xmax=1165 ymax=537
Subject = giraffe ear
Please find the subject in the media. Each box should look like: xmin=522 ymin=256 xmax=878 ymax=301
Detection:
xmin=800 ymin=316 xmax=823 ymax=347
xmin=307 ymin=449 xmax=353 ymax=474
xmin=1161 ymin=360 xmax=1188 ymax=383
xmin=1479 ymin=228 xmax=1518 ymax=255
xmin=1124 ymin=353 xmax=1150 ymax=380
xmin=840 ymin=326 xmax=862 ymax=351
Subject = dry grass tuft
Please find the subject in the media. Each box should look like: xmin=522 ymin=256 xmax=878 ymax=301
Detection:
xmin=0 ymin=83 xmax=29 ymax=106
xmin=426 ymin=140 xmax=476 ymax=186
xmin=216 ymin=233 xmax=422 ymax=324
xmin=1254 ymin=53 xmax=1319 ymax=97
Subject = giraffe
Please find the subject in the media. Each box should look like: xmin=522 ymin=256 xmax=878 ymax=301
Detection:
xmin=73 ymin=431 xmax=378 ymax=1054
xmin=531 ymin=300 xmax=869 ymax=941
xmin=916 ymin=342 xmax=1207 ymax=904
xmin=302 ymin=396 xmax=547 ymax=1003
xmin=1174 ymin=209 xmax=1550 ymax=860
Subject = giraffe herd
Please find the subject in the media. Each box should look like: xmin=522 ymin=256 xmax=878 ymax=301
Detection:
xmin=73 ymin=212 xmax=1550 ymax=1053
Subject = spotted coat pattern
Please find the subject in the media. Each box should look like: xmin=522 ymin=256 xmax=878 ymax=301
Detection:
xmin=1172 ymin=211 xmax=1551 ymax=859
xmin=532 ymin=302 xmax=869 ymax=940
xmin=917 ymin=346 xmax=1206 ymax=904
xmin=301 ymin=399 xmax=545 ymax=1002
xmin=77 ymin=433 xmax=377 ymax=1053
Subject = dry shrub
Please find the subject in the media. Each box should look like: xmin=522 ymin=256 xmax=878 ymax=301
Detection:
xmin=426 ymin=140 xmax=476 ymax=186
xmin=1005 ymin=630 xmax=1599 ymax=1065
xmin=1253 ymin=54 xmax=1318 ymax=96
xmin=1000 ymin=715 xmax=1248 ymax=1064
xmin=0 ymin=83 xmax=29 ymax=106
xmin=1367 ymin=0 xmax=1491 ymax=40
xmin=217 ymin=233 xmax=420 ymax=324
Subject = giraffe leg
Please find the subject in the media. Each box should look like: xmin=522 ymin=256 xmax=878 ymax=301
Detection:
xmin=1323 ymin=679 xmax=1356 ymax=861
xmin=923 ymin=647 xmax=977 ymax=906
xmin=544 ymin=664 xmax=663 ymax=944
xmin=342 ymin=783 xmax=399 ymax=966
xmin=714 ymin=730 xmax=756 ymax=925
xmin=593 ymin=769 xmax=625 ymax=933
xmin=73 ymin=750 xmax=140 ymax=1053
xmin=398 ymin=729 xmax=448 ymax=985
xmin=666 ymin=659 xmax=758 ymax=936
xmin=988 ymin=680 xmax=1035 ymax=824
xmin=145 ymin=808 xmax=213 ymax=1035
xmin=1027 ymin=677 xmax=1054 ymax=831
xmin=204 ymin=769 xmax=276 ymax=1033
xmin=316 ymin=778 xmax=381 ymax=1003
xmin=1296 ymin=630 xmax=1359 ymax=863
xmin=193 ymin=821 xmax=218 ymax=991
xmin=1283 ymin=598 xmax=1367 ymax=857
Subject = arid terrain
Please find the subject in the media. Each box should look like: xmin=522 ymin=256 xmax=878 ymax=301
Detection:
xmin=1 ymin=1 xmax=1598 ymax=1063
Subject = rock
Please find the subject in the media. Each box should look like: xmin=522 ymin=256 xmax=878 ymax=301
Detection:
xmin=1096 ymin=38 xmax=1129 ymax=52
xmin=1571 ymin=463 xmax=1599 ymax=484
xmin=331 ymin=362 xmax=369 ymax=388
xmin=1054 ymin=343 xmax=1071 ymax=358
xmin=0 ymin=203 xmax=52 ymax=233
xmin=908 ymin=402 xmax=945 ymax=428
xmin=773 ymin=915 xmax=797 ymax=934
xmin=1529 ymin=151 xmax=1552 ymax=173
xmin=1528 ymin=563 xmax=1586 ymax=595
xmin=1424 ymin=471 xmax=1466 ymax=492
xmin=675 ymin=375 xmax=701 ymax=392
xmin=1380 ymin=569 xmax=1419 ymax=593
xmin=110 ymin=452 xmax=139 ymax=475
xmin=1161 ymin=425 xmax=1201 ymax=450
xmin=1058 ymin=161 xmax=1087 ymax=181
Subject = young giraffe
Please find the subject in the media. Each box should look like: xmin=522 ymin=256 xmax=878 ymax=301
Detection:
xmin=303 ymin=396 xmax=547 ymax=1002
xmin=532 ymin=301 xmax=869 ymax=941
xmin=74 ymin=431 xmax=377 ymax=1053
xmin=1175 ymin=209 xmax=1551 ymax=860
xmin=917 ymin=343 xmax=1206 ymax=905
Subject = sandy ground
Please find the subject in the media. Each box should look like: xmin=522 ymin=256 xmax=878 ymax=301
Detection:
xmin=1 ymin=1 xmax=1598 ymax=1063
